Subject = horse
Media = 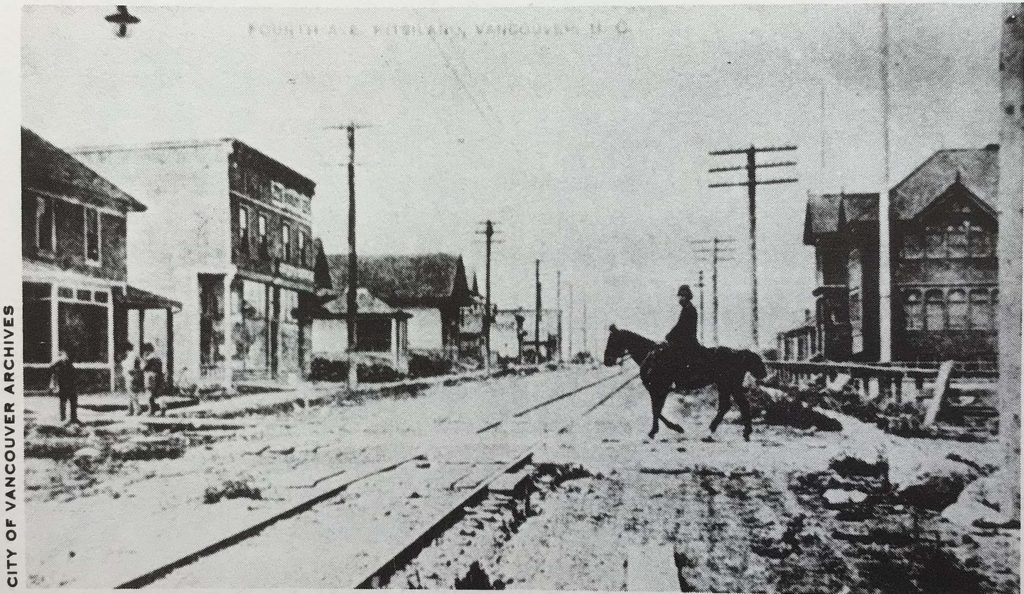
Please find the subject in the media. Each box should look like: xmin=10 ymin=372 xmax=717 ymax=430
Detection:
xmin=603 ymin=325 xmax=768 ymax=441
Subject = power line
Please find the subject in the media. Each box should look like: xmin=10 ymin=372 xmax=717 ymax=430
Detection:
xmin=708 ymin=145 xmax=798 ymax=350
xmin=692 ymin=238 xmax=736 ymax=346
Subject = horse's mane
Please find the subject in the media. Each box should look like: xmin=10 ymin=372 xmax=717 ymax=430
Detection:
xmin=615 ymin=329 xmax=657 ymax=350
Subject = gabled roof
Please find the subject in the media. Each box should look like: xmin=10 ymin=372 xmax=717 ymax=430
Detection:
xmin=321 ymin=287 xmax=410 ymax=318
xmin=891 ymin=146 xmax=998 ymax=220
xmin=803 ymin=192 xmax=877 ymax=244
xmin=22 ymin=127 xmax=146 ymax=213
xmin=323 ymin=253 xmax=474 ymax=309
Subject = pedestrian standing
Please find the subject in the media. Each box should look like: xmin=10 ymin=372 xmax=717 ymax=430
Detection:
xmin=49 ymin=347 xmax=79 ymax=424
xmin=142 ymin=343 xmax=164 ymax=416
xmin=120 ymin=343 xmax=142 ymax=416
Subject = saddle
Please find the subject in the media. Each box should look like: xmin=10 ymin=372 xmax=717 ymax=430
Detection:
xmin=645 ymin=343 xmax=712 ymax=390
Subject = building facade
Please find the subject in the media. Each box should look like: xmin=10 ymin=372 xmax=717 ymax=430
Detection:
xmin=312 ymin=287 xmax=410 ymax=373
xmin=21 ymin=127 xmax=182 ymax=393
xmin=73 ymin=139 xmax=318 ymax=389
xmin=319 ymin=253 xmax=476 ymax=359
xmin=802 ymin=146 xmax=999 ymax=363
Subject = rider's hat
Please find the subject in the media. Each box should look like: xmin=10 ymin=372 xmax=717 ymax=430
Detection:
xmin=677 ymin=284 xmax=693 ymax=298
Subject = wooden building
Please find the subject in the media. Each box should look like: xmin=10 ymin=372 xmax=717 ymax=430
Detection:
xmin=21 ymin=128 xmax=180 ymax=393
xmin=73 ymin=138 xmax=318 ymax=389
xmin=320 ymin=253 xmax=476 ymax=359
xmin=803 ymin=146 xmax=1000 ymax=362
xmin=312 ymin=287 xmax=411 ymax=373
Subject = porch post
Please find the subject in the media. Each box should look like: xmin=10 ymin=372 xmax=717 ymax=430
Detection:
xmin=222 ymin=275 xmax=235 ymax=392
xmin=107 ymin=292 xmax=115 ymax=392
xmin=138 ymin=309 xmax=145 ymax=350
xmin=166 ymin=307 xmax=174 ymax=390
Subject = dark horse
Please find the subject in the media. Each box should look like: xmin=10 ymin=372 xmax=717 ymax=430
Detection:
xmin=603 ymin=325 xmax=768 ymax=441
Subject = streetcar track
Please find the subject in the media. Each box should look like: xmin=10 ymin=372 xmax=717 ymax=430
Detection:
xmin=353 ymin=371 xmax=640 ymax=589
xmin=117 ymin=368 xmax=631 ymax=589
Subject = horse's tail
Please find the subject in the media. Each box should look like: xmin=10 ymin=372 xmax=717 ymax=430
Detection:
xmin=744 ymin=350 xmax=768 ymax=380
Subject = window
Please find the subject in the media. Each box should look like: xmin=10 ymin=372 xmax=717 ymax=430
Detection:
xmin=947 ymin=224 xmax=968 ymax=258
xmin=35 ymin=195 xmax=54 ymax=252
xmin=238 ymin=206 xmax=249 ymax=254
xmin=298 ymin=232 xmax=307 ymax=267
xmin=23 ymin=282 xmax=51 ymax=363
xmin=257 ymin=214 xmax=268 ymax=258
xmin=902 ymin=233 xmax=923 ymax=259
xmin=849 ymin=291 xmax=862 ymax=324
xmin=282 ymin=224 xmax=291 ymax=262
xmin=947 ymin=289 xmax=967 ymax=329
xmin=356 ymin=319 xmax=392 ymax=352
xmin=76 ymin=289 xmax=92 ymax=302
xmin=925 ymin=289 xmax=945 ymax=331
xmin=903 ymin=290 xmax=922 ymax=330
xmin=969 ymin=224 xmax=994 ymax=257
xmin=970 ymin=289 xmax=992 ymax=330
xmin=85 ymin=208 xmax=100 ymax=263
xmin=926 ymin=227 xmax=945 ymax=258
xmin=58 ymin=301 xmax=108 ymax=363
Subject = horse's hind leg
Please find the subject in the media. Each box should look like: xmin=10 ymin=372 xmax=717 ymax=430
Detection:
xmin=709 ymin=383 xmax=732 ymax=434
xmin=734 ymin=387 xmax=754 ymax=441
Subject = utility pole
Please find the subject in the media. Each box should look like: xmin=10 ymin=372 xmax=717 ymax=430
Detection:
xmin=581 ymin=300 xmax=587 ymax=361
xmin=567 ymin=283 xmax=574 ymax=363
xmin=476 ymin=220 xmax=499 ymax=375
xmin=709 ymin=145 xmax=797 ymax=350
xmin=997 ymin=1 xmax=1023 ymax=524
xmin=326 ymin=123 xmax=370 ymax=387
xmin=698 ymin=270 xmax=706 ymax=344
xmin=556 ymin=271 xmax=563 ymax=364
xmin=693 ymin=238 xmax=735 ymax=346
xmin=535 ymin=260 xmax=542 ymax=363
xmin=878 ymin=4 xmax=894 ymax=362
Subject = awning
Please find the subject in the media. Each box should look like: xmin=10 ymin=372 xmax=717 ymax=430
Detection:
xmin=117 ymin=285 xmax=182 ymax=312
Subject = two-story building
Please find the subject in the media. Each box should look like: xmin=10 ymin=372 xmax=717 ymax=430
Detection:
xmin=802 ymin=146 xmax=1000 ymax=362
xmin=72 ymin=139 xmax=318 ymax=389
xmin=22 ymin=127 xmax=183 ymax=393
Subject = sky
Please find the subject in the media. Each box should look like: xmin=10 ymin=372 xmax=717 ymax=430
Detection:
xmin=20 ymin=4 xmax=1004 ymax=355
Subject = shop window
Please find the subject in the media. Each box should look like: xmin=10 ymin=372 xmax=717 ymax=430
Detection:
xmin=947 ymin=224 xmax=967 ymax=258
xmin=925 ymin=289 xmax=945 ymax=331
xmin=23 ymin=282 xmax=51 ymax=363
xmin=903 ymin=290 xmax=922 ymax=330
xmin=926 ymin=227 xmax=945 ymax=258
xmin=236 ymin=280 xmax=268 ymax=372
xmin=58 ymin=301 xmax=108 ymax=363
xmin=947 ymin=289 xmax=967 ymax=329
xmin=970 ymin=289 xmax=992 ymax=330
xmin=35 ymin=194 xmax=54 ymax=252
xmin=85 ymin=208 xmax=101 ymax=263
xmin=902 ymin=232 xmax=923 ymax=259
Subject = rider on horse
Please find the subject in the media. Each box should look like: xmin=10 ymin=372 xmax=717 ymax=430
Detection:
xmin=663 ymin=284 xmax=707 ymax=381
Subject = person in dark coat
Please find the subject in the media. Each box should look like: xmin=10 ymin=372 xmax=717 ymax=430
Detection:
xmin=664 ymin=284 xmax=706 ymax=378
xmin=49 ymin=347 xmax=79 ymax=424
xmin=141 ymin=343 xmax=164 ymax=416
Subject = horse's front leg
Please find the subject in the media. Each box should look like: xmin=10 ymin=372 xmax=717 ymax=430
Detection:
xmin=648 ymin=389 xmax=668 ymax=439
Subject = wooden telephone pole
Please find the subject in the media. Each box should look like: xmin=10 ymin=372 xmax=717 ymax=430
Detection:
xmin=693 ymin=238 xmax=736 ymax=346
xmin=709 ymin=145 xmax=797 ymax=349
xmin=698 ymin=270 xmax=706 ymax=344
xmin=997 ymin=2 xmax=1023 ymax=524
xmin=535 ymin=259 xmax=542 ymax=363
xmin=477 ymin=221 xmax=499 ymax=375
xmin=326 ymin=123 xmax=370 ymax=387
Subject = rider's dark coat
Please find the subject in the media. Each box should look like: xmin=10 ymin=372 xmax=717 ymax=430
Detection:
xmin=665 ymin=301 xmax=705 ymax=370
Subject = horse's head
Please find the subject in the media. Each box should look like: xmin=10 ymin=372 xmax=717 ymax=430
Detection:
xmin=603 ymin=324 xmax=624 ymax=366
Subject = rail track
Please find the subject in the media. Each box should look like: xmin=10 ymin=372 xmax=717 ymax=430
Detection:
xmin=116 ymin=367 xmax=638 ymax=589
